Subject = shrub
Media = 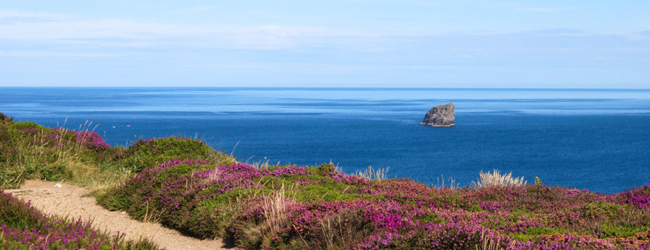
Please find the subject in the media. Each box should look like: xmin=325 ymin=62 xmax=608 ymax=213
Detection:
xmin=98 ymin=159 xmax=650 ymax=249
xmin=0 ymin=121 xmax=119 ymax=188
xmin=613 ymin=184 xmax=650 ymax=209
xmin=0 ymin=112 xmax=13 ymax=122
xmin=0 ymin=118 xmax=234 ymax=189
xmin=119 ymin=136 xmax=232 ymax=172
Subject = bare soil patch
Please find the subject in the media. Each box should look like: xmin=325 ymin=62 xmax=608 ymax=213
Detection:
xmin=6 ymin=180 xmax=235 ymax=250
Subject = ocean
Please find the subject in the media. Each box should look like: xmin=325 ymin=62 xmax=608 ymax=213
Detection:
xmin=2 ymin=87 xmax=649 ymax=193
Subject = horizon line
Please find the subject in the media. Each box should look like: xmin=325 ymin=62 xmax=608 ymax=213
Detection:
xmin=1 ymin=86 xmax=650 ymax=91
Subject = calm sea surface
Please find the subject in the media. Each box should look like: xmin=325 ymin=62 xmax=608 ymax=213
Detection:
xmin=2 ymin=88 xmax=649 ymax=193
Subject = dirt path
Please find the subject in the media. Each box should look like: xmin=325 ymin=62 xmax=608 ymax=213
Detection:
xmin=7 ymin=180 xmax=235 ymax=250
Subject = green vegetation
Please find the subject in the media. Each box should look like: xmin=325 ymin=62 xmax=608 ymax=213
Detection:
xmin=0 ymin=113 xmax=234 ymax=190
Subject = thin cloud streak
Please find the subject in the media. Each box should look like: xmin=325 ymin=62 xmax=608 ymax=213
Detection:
xmin=170 ymin=6 xmax=219 ymax=14
xmin=0 ymin=50 xmax=119 ymax=57
xmin=520 ymin=7 xmax=570 ymax=12
xmin=0 ymin=9 xmax=69 ymax=19
xmin=0 ymin=9 xmax=379 ymax=50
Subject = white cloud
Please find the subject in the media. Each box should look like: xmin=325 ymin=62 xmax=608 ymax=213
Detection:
xmin=0 ymin=9 xmax=378 ymax=50
xmin=0 ymin=50 xmax=118 ymax=57
xmin=520 ymin=7 xmax=570 ymax=12
xmin=171 ymin=6 xmax=218 ymax=14
xmin=188 ymin=62 xmax=472 ymax=73
xmin=0 ymin=9 xmax=70 ymax=19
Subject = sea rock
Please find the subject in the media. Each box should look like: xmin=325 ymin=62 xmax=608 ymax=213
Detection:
xmin=420 ymin=103 xmax=455 ymax=127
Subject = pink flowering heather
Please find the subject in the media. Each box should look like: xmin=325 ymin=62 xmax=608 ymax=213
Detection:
xmin=613 ymin=184 xmax=650 ymax=209
xmin=97 ymin=159 xmax=650 ymax=249
xmin=75 ymin=130 xmax=111 ymax=150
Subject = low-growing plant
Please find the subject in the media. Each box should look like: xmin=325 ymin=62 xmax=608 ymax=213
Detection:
xmin=0 ymin=116 xmax=234 ymax=190
xmin=472 ymin=169 xmax=527 ymax=187
xmin=119 ymin=136 xmax=233 ymax=172
xmin=354 ymin=165 xmax=389 ymax=181
xmin=434 ymin=174 xmax=459 ymax=189
xmin=0 ymin=112 xmax=13 ymax=122
xmin=96 ymin=156 xmax=650 ymax=249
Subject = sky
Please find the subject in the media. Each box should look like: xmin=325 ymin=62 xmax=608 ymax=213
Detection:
xmin=0 ymin=0 xmax=649 ymax=88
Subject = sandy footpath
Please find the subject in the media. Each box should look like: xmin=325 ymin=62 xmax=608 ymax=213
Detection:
xmin=6 ymin=180 xmax=235 ymax=250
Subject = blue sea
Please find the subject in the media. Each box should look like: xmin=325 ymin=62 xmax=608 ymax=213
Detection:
xmin=2 ymin=88 xmax=649 ymax=193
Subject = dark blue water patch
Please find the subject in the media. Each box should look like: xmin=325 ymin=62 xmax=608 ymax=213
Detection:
xmin=264 ymin=102 xmax=419 ymax=107
xmin=279 ymin=98 xmax=622 ymax=103
xmin=220 ymin=112 xmax=332 ymax=116
xmin=411 ymin=99 xmax=624 ymax=103
xmin=50 ymin=111 xmax=223 ymax=117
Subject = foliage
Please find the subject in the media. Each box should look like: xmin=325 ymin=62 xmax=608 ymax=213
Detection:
xmin=0 ymin=112 xmax=13 ymax=122
xmin=118 ymin=136 xmax=233 ymax=172
xmin=0 ymin=116 xmax=234 ymax=189
xmin=0 ymin=118 xmax=119 ymax=188
xmin=612 ymin=184 xmax=650 ymax=209
xmin=98 ymin=158 xmax=650 ymax=249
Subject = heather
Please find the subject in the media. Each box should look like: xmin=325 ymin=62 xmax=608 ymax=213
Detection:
xmin=0 ymin=189 xmax=159 ymax=249
xmin=97 ymin=160 xmax=650 ymax=249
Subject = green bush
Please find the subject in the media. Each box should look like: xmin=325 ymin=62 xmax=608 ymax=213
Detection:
xmin=119 ymin=136 xmax=226 ymax=172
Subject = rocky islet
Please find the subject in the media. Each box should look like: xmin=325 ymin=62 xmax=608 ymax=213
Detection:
xmin=420 ymin=102 xmax=455 ymax=127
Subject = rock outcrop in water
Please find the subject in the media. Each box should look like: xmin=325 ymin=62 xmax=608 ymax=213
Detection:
xmin=420 ymin=103 xmax=455 ymax=127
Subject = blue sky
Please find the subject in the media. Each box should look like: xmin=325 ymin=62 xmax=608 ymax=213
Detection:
xmin=1 ymin=0 xmax=649 ymax=88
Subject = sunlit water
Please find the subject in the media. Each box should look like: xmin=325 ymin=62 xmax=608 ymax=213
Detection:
xmin=2 ymin=87 xmax=649 ymax=193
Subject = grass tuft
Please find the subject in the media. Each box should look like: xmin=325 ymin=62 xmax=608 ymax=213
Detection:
xmin=354 ymin=165 xmax=389 ymax=181
xmin=472 ymin=169 xmax=527 ymax=187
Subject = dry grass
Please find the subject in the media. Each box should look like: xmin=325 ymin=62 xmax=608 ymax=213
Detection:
xmin=71 ymin=162 xmax=134 ymax=191
xmin=3 ymin=127 xmax=73 ymax=188
xmin=318 ymin=216 xmax=337 ymax=249
xmin=328 ymin=160 xmax=344 ymax=174
xmin=262 ymin=183 xmax=295 ymax=234
xmin=205 ymin=166 xmax=221 ymax=183
xmin=355 ymin=166 xmax=389 ymax=181
xmin=249 ymin=157 xmax=281 ymax=170
xmin=434 ymin=175 xmax=459 ymax=189
xmin=471 ymin=169 xmax=527 ymax=187
xmin=476 ymin=230 xmax=501 ymax=250
xmin=2 ymin=120 xmax=132 ymax=190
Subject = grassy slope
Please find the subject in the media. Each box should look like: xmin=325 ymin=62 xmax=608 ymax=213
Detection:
xmin=0 ymin=112 xmax=233 ymax=249
xmin=2 ymin=113 xmax=650 ymax=249
xmin=0 ymin=112 xmax=234 ymax=190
